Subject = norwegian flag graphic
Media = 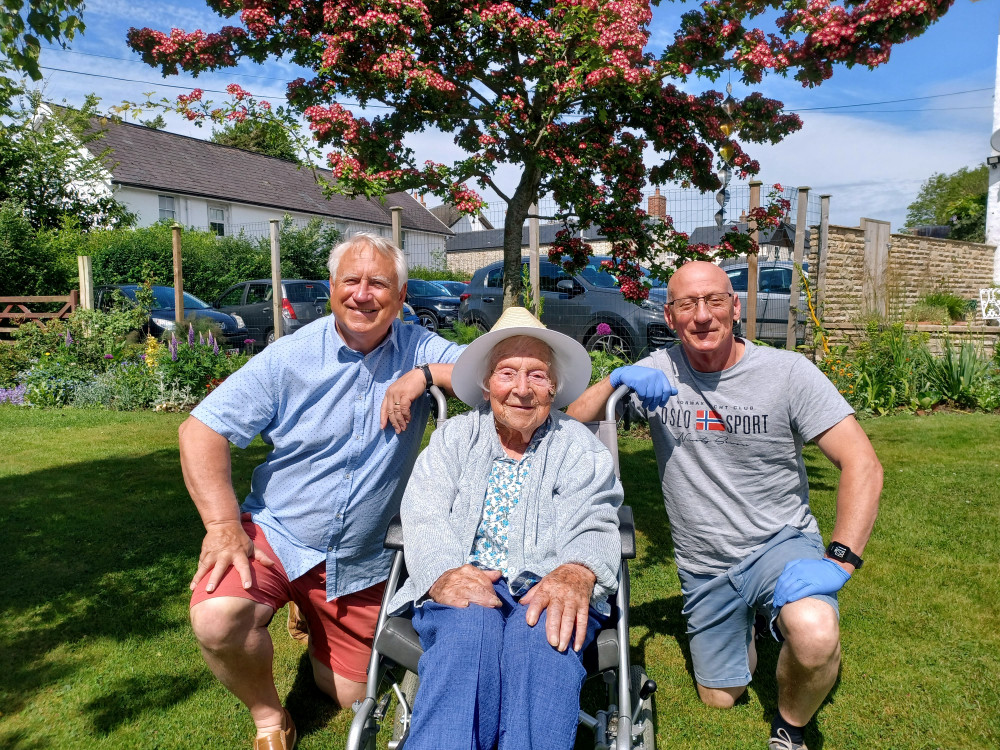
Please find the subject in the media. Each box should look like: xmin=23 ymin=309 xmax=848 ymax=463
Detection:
xmin=695 ymin=409 xmax=726 ymax=431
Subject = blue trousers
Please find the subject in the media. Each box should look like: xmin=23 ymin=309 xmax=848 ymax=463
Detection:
xmin=407 ymin=580 xmax=603 ymax=750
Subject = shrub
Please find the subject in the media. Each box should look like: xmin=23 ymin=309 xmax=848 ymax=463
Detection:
xmin=915 ymin=291 xmax=970 ymax=322
xmin=922 ymin=339 xmax=988 ymax=408
xmin=0 ymin=343 xmax=30 ymax=388
xmin=0 ymin=200 xmax=70 ymax=295
xmin=72 ymin=359 xmax=159 ymax=411
xmin=408 ymin=265 xmax=472 ymax=283
xmin=22 ymin=356 xmax=95 ymax=407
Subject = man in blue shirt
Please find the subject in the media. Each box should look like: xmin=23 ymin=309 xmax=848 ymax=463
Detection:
xmin=178 ymin=233 xmax=462 ymax=750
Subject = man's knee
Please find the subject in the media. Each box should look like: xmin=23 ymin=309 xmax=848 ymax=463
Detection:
xmin=777 ymin=599 xmax=841 ymax=666
xmin=696 ymin=683 xmax=746 ymax=709
xmin=190 ymin=596 xmax=267 ymax=651
xmin=421 ymin=603 xmax=503 ymax=650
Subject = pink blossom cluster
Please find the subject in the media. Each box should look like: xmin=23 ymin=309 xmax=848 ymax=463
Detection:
xmin=226 ymin=83 xmax=250 ymax=100
xmin=305 ymin=103 xmax=361 ymax=142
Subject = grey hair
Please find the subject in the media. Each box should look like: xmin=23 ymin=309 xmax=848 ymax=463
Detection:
xmin=481 ymin=335 xmax=559 ymax=396
xmin=327 ymin=232 xmax=408 ymax=291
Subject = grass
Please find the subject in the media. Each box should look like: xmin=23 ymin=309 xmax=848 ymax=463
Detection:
xmin=1 ymin=407 xmax=998 ymax=749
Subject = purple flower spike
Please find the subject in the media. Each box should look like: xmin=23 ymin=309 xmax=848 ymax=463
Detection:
xmin=213 ymin=339 xmax=220 ymax=355
xmin=199 ymin=332 xmax=205 ymax=346
xmin=207 ymin=331 xmax=215 ymax=347
xmin=104 ymin=353 xmax=113 ymax=359
xmin=596 ymin=323 xmax=612 ymax=336
xmin=188 ymin=326 xmax=195 ymax=346
xmin=65 ymin=330 xmax=73 ymax=346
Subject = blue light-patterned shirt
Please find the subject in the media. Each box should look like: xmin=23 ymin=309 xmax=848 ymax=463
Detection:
xmin=191 ymin=315 xmax=462 ymax=600
xmin=466 ymin=418 xmax=551 ymax=595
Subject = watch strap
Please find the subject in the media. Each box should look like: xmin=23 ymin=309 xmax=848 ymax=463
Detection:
xmin=417 ymin=363 xmax=433 ymax=390
xmin=826 ymin=541 xmax=863 ymax=569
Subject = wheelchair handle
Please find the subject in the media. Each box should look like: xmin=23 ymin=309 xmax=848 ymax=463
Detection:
xmin=607 ymin=383 xmax=631 ymax=423
xmin=429 ymin=384 xmax=447 ymax=422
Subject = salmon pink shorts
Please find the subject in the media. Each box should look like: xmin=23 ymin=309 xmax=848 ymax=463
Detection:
xmin=190 ymin=518 xmax=385 ymax=683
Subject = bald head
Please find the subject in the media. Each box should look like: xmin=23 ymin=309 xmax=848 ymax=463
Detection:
xmin=667 ymin=261 xmax=734 ymax=302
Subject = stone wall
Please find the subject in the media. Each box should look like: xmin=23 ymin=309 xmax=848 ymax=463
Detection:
xmin=808 ymin=223 xmax=1000 ymax=359
xmin=818 ymin=224 xmax=996 ymax=324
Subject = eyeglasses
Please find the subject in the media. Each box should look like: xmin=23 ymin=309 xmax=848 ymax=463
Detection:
xmin=666 ymin=292 xmax=732 ymax=313
xmin=491 ymin=367 xmax=552 ymax=387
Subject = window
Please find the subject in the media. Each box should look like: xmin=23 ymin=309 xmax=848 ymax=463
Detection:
xmin=758 ymin=268 xmax=791 ymax=294
xmin=247 ymin=283 xmax=271 ymax=304
xmin=208 ymin=206 xmax=226 ymax=237
xmin=726 ymin=267 xmax=748 ymax=292
xmin=539 ymin=262 xmax=573 ymax=292
xmin=286 ymin=283 xmax=328 ymax=303
xmin=485 ymin=267 xmax=504 ymax=288
xmin=158 ymin=195 xmax=176 ymax=221
xmin=217 ymin=286 xmax=246 ymax=307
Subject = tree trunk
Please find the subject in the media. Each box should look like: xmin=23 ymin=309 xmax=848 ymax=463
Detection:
xmin=502 ymin=164 xmax=541 ymax=310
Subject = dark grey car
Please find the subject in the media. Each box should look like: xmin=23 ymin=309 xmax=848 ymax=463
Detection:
xmin=213 ymin=279 xmax=330 ymax=348
xmin=720 ymin=260 xmax=808 ymax=346
xmin=460 ymin=257 xmax=673 ymax=360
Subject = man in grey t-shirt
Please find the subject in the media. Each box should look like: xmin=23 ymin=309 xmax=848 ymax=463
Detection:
xmin=568 ymin=261 xmax=882 ymax=750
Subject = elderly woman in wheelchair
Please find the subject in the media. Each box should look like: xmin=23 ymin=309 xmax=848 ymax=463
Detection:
xmin=386 ymin=307 xmax=623 ymax=750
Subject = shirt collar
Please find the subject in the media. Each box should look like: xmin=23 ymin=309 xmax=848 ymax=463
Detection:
xmin=329 ymin=316 xmax=401 ymax=359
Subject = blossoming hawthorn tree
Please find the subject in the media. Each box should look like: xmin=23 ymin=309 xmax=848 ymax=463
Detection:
xmin=127 ymin=0 xmax=953 ymax=305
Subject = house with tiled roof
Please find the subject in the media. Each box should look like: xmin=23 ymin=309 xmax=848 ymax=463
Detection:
xmin=428 ymin=202 xmax=494 ymax=232
xmin=72 ymin=114 xmax=453 ymax=268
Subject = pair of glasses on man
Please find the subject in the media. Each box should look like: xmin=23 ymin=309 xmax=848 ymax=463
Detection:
xmin=491 ymin=368 xmax=552 ymax=387
xmin=666 ymin=292 xmax=732 ymax=313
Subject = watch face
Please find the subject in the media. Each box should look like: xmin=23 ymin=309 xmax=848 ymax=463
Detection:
xmin=830 ymin=544 xmax=847 ymax=558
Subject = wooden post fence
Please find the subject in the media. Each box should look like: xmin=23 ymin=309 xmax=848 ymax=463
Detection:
xmin=746 ymin=181 xmax=762 ymax=341
xmin=787 ymin=186 xmax=810 ymax=350
xmin=270 ymin=219 xmax=283 ymax=341
xmin=171 ymin=224 xmax=184 ymax=324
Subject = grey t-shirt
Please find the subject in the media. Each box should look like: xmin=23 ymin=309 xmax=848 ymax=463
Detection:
xmin=633 ymin=339 xmax=853 ymax=576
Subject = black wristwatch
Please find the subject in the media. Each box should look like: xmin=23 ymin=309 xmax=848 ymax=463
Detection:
xmin=417 ymin=363 xmax=434 ymax=391
xmin=826 ymin=541 xmax=863 ymax=569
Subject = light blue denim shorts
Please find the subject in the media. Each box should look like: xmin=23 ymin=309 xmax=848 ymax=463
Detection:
xmin=677 ymin=525 xmax=839 ymax=689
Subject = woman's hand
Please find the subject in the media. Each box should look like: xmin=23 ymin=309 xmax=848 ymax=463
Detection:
xmin=428 ymin=565 xmax=503 ymax=608
xmin=520 ymin=563 xmax=596 ymax=652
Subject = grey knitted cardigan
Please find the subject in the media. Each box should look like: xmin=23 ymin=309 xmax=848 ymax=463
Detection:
xmin=388 ymin=404 xmax=623 ymax=615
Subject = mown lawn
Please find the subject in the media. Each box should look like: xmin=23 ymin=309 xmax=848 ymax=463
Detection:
xmin=0 ymin=407 xmax=997 ymax=749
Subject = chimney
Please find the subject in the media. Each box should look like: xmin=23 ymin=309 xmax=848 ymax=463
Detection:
xmin=647 ymin=187 xmax=666 ymax=220
xmin=739 ymin=209 xmax=747 ymax=223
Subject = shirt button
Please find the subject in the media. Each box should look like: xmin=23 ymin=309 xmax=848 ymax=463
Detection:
xmin=355 ymin=435 xmax=361 ymax=440
xmin=345 ymin=474 xmax=351 ymax=479
xmin=327 ymin=546 xmax=333 ymax=552
xmin=336 ymin=513 xmax=343 ymax=519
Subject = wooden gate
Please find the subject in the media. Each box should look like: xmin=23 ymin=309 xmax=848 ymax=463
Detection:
xmin=0 ymin=291 xmax=79 ymax=340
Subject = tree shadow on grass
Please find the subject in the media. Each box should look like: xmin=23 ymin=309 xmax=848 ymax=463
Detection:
xmin=0 ymin=444 xmax=265 ymax=719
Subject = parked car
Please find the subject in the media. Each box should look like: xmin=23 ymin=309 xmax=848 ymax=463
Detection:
xmin=401 ymin=301 xmax=420 ymax=325
xmin=432 ymin=280 xmax=469 ymax=297
xmin=405 ymin=278 xmax=461 ymax=332
xmin=94 ymin=284 xmax=249 ymax=350
xmin=719 ymin=260 xmax=808 ymax=346
xmin=459 ymin=257 xmax=673 ymax=360
xmin=213 ymin=279 xmax=330 ymax=348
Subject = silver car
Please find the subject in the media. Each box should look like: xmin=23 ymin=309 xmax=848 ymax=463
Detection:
xmin=214 ymin=279 xmax=330 ymax=348
xmin=720 ymin=260 xmax=808 ymax=346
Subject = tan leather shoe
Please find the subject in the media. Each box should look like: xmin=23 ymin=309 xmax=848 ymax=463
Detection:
xmin=253 ymin=709 xmax=296 ymax=750
xmin=286 ymin=602 xmax=309 ymax=645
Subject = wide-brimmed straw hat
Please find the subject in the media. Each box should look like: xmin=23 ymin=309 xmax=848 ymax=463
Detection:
xmin=451 ymin=306 xmax=592 ymax=409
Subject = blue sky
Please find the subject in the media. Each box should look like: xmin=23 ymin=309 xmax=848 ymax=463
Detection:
xmin=30 ymin=0 xmax=1000 ymax=232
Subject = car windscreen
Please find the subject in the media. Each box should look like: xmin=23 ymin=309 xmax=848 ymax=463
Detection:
xmin=286 ymin=283 xmax=329 ymax=303
xmin=148 ymin=287 xmax=210 ymax=310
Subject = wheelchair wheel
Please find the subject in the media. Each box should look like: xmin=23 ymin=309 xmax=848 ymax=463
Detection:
xmin=630 ymin=665 xmax=656 ymax=750
xmin=390 ymin=670 xmax=420 ymax=745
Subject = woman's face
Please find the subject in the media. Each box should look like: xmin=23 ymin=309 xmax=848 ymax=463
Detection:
xmin=487 ymin=337 xmax=555 ymax=439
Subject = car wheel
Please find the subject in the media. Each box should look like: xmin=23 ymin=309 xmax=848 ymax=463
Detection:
xmin=417 ymin=310 xmax=439 ymax=332
xmin=467 ymin=316 xmax=489 ymax=335
xmin=585 ymin=327 xmax=633 ymax=361
xmin=265 ymin=329 xmax=275 ymax=346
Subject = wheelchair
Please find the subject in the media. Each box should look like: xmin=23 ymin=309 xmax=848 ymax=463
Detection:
xmin=346 ymin=384 xmax=656 ymax=750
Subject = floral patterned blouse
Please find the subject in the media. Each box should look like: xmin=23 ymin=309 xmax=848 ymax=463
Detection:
xmin=466 ymin=418 xmax=551 ymax=595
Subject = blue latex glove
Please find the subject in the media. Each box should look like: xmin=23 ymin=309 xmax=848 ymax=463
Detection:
xmin=610 ymin=365 xmax=678 ymax=411
xmin=773 ymin=558 xmax=851 ymax=608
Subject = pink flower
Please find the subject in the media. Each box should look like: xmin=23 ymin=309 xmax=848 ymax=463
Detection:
xmin=596 ymin=323 xmax=613 ymax=336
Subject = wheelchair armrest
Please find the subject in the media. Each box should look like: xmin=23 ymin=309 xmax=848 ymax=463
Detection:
xmin=384 ymin=513 xmax=404 ymax=550
xmin=618 ymin=505 xmax=636 ymax=560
